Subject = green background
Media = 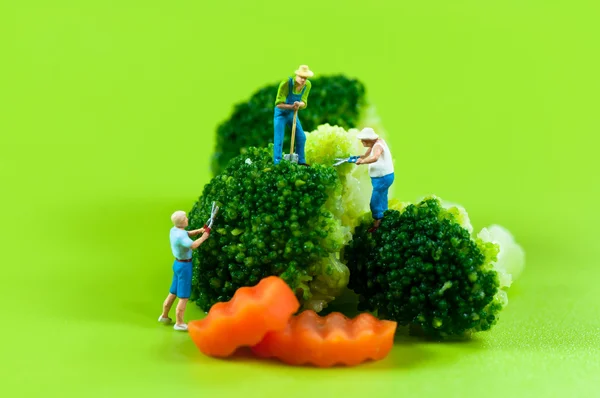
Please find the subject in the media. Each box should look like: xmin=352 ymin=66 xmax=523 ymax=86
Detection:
xmin=1 ymin=1 xmax=599 ymax=397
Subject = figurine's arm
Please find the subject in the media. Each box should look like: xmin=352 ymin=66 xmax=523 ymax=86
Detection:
xmin=360 ymin=147 xmax=373 ymax=159
xmin=356 ymin=145 xmax=383 ymax=165
xmin=188 ymin=228 xmax=205 ymax=237
xmin=190 ymin=231 xmax=210 ymax=249
xmin=277 ymin=103 xmax=296 ymax=110
xmin=296 ymin=81 xmax=311 ymax=109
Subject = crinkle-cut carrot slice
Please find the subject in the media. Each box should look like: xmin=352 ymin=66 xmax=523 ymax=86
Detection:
xmin=251 ymin=310 xmax=397 ymax=367
xmin=188 ymin=276 xmax=300 ymax=357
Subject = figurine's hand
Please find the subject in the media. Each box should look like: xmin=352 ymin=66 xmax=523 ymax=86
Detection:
xmin=355 ymin=159 xmax=363 ymax=165
xmin=293 ymin=101 xmax=300 ymax=110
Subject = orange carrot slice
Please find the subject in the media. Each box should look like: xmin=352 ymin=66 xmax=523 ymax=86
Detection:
xmin=251 ymin=310 xmax=397 ymax=367
xmin=188 ymin=276 xmax=300 ymax=357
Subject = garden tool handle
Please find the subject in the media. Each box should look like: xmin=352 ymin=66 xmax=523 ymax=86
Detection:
xmin=289 ymin=108 xmax=298 ymax=155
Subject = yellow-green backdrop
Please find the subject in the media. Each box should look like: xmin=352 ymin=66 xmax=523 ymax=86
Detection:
xmin=1 ymin=1 xmax=599 ymax=397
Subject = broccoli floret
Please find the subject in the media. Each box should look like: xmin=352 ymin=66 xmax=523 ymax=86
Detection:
xmin=344 ymin=196 xmax=508 ymax=339
xmin=477 ymin=224 xmax=525 ymax=291
xmin=211 ymin=75 xmax=385 ymax=176
xmin=304 ymin=123 xmax=388 ymax=232
xmin=189 ymin=145 xmax=357 ymax=313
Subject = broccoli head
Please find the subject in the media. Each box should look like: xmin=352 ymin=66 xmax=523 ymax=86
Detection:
xmin=344 ymin=196 xmax=518 ymax=339
xmin=211 ymin=75 xmax=386 ymax=176
xmin=189 ymin=144 xmax=366 ymax=313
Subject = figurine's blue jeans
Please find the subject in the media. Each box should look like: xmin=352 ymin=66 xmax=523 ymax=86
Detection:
xmin=273 ymin=109 xmax=306 ymax=164
xmin=169 ymin=260 xmax=192 ymax=299
xmin=370 ymin=172 xmax=395 ymax=219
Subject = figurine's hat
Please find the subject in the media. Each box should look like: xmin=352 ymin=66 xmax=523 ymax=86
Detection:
xmin=357 ymin=127 xmax=379 ymax=140
xmin=295 ymin=65 xmax=314 ymax=78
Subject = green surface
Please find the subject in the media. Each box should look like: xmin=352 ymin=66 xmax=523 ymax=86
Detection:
xmin=1 ymin=1 xmax=599 ymax=397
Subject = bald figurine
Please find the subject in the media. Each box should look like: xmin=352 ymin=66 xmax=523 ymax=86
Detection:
xmin=158 ymin=210 xmax=210 ymax=331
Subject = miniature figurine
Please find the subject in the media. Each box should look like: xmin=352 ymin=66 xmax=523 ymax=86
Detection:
xmin=354 ymin=127 xmax=395 ymax=232
xmin=273 ymin=65 xmax=313 ymax=166
xmin=158 ymin=209 xmax=212 ymax=331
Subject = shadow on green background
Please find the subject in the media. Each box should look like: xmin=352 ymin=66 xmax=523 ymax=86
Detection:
xmin=1 ymin=1 xmax=599 ymax=397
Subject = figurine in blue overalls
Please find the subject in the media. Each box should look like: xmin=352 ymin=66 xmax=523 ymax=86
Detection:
xmin=273 ymin=65 xmax=313 ymax=166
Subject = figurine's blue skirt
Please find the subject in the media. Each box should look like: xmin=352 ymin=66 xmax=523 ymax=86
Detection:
xmin=169 ymin=260 xmax=192 ymax=299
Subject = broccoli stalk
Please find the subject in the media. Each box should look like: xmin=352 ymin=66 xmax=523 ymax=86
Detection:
xmin=210 ymin=75 xmax=387 ymax=176
xmin=344 ymin=196 xmax=524 ymax=339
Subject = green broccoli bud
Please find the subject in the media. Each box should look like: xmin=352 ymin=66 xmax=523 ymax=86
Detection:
xmin=344 ymin=195 xmax=524 ymax=339
xmin=189 ymin=145 xmax=359 ymax=313
xmin=425 ymin=198 xmax=525 ymax=303
xmin=210 ymin=75 xmax=387 ymax=176
xmin=477 ymin=224 xmax=526 ymax=294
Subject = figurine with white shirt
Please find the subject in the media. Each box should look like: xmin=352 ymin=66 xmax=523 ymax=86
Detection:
xmin=354 ymin=127 xmax=395 ymax=233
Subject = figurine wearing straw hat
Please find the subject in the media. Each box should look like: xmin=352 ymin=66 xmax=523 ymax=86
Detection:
xmin=355 ymin=127 xmax=395 ymax=232
xmin=273 ymin=65 xmax=314 ymax=166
